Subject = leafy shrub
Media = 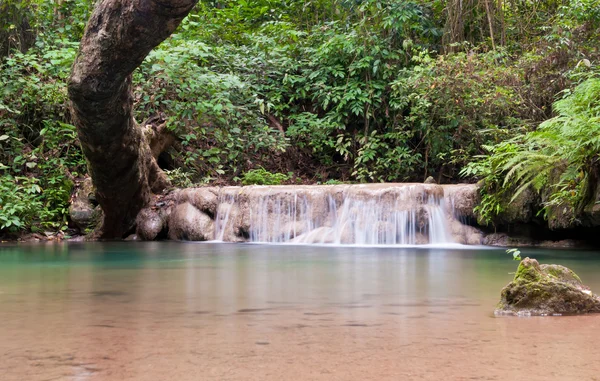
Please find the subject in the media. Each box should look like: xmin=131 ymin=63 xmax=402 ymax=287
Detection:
xmin=0 ymin=175 xmax=42 ymax=231
xmin=164 ymin=168 xmax=194 ymax=188
xmin=241 ymin=168 xmax=291 ymax=185
xmin=393 ymin=49 xmax=531 ymax=181
xmin=1 ymin=0 xmax=599 ymax=235
xmin=0 ymin=32 xmax=84 ymax=233
xmin=135 ymin=38 xmax=289 ymax=182
xmin=463 ymin=77 xmax=600 ymax=225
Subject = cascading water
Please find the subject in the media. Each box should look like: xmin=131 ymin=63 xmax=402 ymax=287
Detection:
xmin=214 ymin=194 xmax=235 ymax=241
xmin=213 ymin=184 xmax=457 ymax=245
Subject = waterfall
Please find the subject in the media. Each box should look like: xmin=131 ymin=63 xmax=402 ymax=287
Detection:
xmin=213 ymin=184 xmax=456 ymax=245
xmin=214 ymin=193 xmax=235 ymax=241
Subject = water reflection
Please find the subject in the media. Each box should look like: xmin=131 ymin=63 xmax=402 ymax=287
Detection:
xmin=1 ymin=242 xmax=600 ymax=380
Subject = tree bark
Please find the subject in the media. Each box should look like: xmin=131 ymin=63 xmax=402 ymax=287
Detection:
xmin=68 ymin=0 xmax=197 ymax=238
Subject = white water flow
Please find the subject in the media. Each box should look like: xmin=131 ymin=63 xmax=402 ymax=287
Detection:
xmin=214 ymin=194 xmax=236 ymax=241
xmin=213 ymin=184 xmax=455 ymax=245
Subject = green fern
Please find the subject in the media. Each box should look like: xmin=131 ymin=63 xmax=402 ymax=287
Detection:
xmin=462 ymin=77 xmax=600 ymax=223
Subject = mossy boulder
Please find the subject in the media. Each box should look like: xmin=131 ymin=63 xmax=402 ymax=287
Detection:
xmin=496 ymin=257 xmax=600 ymax=316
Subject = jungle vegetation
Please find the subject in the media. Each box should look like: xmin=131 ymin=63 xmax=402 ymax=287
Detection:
xmin=0 ymin=0 xmax=598 ymax=234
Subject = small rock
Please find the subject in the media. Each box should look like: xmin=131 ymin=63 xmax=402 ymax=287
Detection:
xmin=424 ymin=176 xmax=436 ymax=184
xmin=136 ymin=208 xmax=165 ymax=241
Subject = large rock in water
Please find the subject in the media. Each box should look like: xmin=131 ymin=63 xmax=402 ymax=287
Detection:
xmin=496 ymin=257 xmax=600 ymax=316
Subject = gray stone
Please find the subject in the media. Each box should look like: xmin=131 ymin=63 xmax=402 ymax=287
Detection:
xmin=448 ymin=219 xmax=483 ymax=245
xmin=136 ymin=208 xmax=165 ymax=241
xmin=177 ymin=188 xmax=219 ymax=216
xmin=168 ymin=202 xmax=214 ymax=241
xmin=443 ymin=184 xmax=480 ymax=220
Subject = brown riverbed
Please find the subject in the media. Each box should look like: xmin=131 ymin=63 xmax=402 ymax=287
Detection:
xmin=1 ymin=242 xmax=599 ymax=380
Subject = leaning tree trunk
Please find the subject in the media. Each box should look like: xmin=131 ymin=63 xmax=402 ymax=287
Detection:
xmin=68 ymin=0 xmax=197 ymax=238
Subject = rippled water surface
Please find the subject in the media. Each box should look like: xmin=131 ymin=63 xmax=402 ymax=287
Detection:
xmin=1 ymin=242 xmax=600 ymax=380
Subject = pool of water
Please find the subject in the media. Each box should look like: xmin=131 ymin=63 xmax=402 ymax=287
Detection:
xmin=1 ymin=242 xmax=599 ymax=380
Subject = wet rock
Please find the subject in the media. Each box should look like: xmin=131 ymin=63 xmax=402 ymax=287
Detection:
xmin=538 ymin=239 xmax=582 ymax=248
xmin=218 ymin=205 xmax=249 ymax=242
xmin=424 ymin=176 xmax=436 ymax=184
xmin=541 ymin=168 xmax=575 ymax=230
xmin=69 ymin=177 xmax=99 ymax=232
xmin=136 ymin=208 xmax=165 ymax=241
xmin=496 ymin=257 xmax=600 ymax=316
xmin=291 ymin=227 xmax=335 ymax=244
xmin=168 ymin=202 xmax=214 ymax=241
xmin=482 ymin=233 xmax=583 ymax=248
xmin=498 ymin=188 xmax=538 ymax=225
xmin=482 ymin=233 xmax=527 ymax=247
xmin=280 ymin=221 xmax=310 ymax=240
xmin=68 ymin=235 xmax=86 ymax=242
xmin=583 ymin=179 xmax=600 ymax=226
xmin=584 ymin=202 xmax=600 ymax=226
xmin=414 ymin=232 xmax=429 ymax=245
xmin=230 ymin=191 xmax=251 ymax=239
xmin=177 ymin=187 xmax=219 ymax=216
xmin=443 ymin=184 xmax=480 ymax=220
xmin=465 ymin=230 xmax=483 ymax=246
xmin=448 ymin=219 xmax=483 ymax=245
xmin=415 ymin=207 xmax=428 ymax=230
xmin=546 ymin=203 xmax=576 ymax=230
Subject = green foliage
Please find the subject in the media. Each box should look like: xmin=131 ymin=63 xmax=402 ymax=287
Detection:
xmin=1 ymin=0 xmax=599 ymax=234
xmin=0 ymin=175 xmax=42 ymax=231
xmin=506 ymin=248 xmax=522 ymax=261
xmin=464 ymin=77 xmax=600 ymax=225
xmin=135 ymin=37 xmax=289 ymax=182
xmin=156 ymin=0 xmax=446 ymax=183
xmin=393 ymin=49 xmax=529 ymax=180
xmin=164 ymin=168 xmax=194 ymax=188
xmin=0 ymin=8 xmax=85 ymax=234
xmin=132 ymin=0 xmax=598 ymax=186
xmin=241 ymin=168 xmax=291 ymax=186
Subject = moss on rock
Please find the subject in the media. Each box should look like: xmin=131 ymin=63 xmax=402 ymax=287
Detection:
xmin=513 ymin=257 xmax=543 ymax=283
xmin=496 ymin=257 xmax=600 ymax=316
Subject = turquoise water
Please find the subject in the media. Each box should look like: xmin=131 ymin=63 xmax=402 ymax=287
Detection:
xmin=1 ymin=242 xmax=600 ymax=380
xmin=1 ymin=243 xmax=600 ymax=306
